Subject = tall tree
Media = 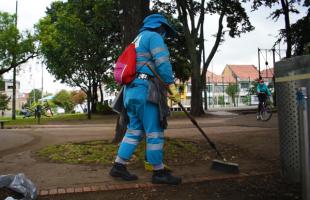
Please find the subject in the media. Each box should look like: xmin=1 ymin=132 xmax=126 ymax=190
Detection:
xmin=37 ymin=0 xmax=121 ymax=119
xmin=0 ymin=12 xmax=37 ymax=75
xmin=171 ymin=0 xmax=253 ymax=116
xmin=113 ymin=0 xmax=150 ymax=143
xmin=249 ymin=0 xmax=310 ymax=58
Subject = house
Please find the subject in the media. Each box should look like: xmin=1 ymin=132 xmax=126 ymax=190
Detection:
xmin=0 ymin=79 xmax=25 ymax=116
xmin=222 ymin=65 xmax=259 ymax=105
xmin=180 ymin=64 xmax=262 ymax=108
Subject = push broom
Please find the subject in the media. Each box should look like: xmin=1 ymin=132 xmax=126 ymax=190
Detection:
xmin=146 ymin=63 xmax=240 ymax=174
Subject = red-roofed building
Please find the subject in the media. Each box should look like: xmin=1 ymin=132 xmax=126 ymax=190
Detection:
xmin=260 ymin=68 xmax=274 ymax=85
xmin=180 ymin=64 xmax=261 ymax=109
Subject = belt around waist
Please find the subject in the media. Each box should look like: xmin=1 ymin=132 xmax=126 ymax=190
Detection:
xmin=136 ymin=73 xmax=152 ymax=80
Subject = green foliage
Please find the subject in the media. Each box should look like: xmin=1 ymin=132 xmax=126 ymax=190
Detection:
xmin=225 ymin=83 xmax=239 ymax=107
xmin=218 ymin=96 xmax=225 ymax=105
xmin=27 ymin=89 xmax=42 ymax=106
xmin=53 ymin=90 xmax=74 ymax=113
xmin=153 ymin=0 xmax=254 ymax=116
xmin=289 ymin=12 xmax=310 ymax=55
xmin=0 ymin=12 xmax=37 ymax=75
xmin=152 ymin=3 xmax=192 ymax=82
xmin=0 ymin=93 xmax=10 ymax=111
xmin=249 ymin=81 xmax=259 ymax=95
xmin=36 ymin=0 xmax=121 ymax=95
xmin=96 ymin=103 xmax=115 ymax=115
xmin=0 ymin=77 xmax=4 ymax=91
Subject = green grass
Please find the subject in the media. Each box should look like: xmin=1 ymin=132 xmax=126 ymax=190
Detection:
xmin=0 ymin=113 xmax=118 ymax=126
xmin=36 ymin=138 xmax=210 ymax=166
xmin=0 ymin=110 xmax=200 ymax=127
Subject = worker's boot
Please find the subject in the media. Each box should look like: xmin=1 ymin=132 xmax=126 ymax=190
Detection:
xmin=109 ymin=162 xmax=138 ymax=181
xmin=152 ymin=169 xmax=182 ymax=185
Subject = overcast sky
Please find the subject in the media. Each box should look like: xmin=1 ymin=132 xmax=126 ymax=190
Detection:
xmin=0 ymin=0 xmax=308 ymax=94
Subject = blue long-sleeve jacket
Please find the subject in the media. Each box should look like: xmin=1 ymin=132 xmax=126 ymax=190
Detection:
xmin=257 ymin=83 xmax=271 ymax=96
xmin=134 ymin=30 xmax=174 ymax=84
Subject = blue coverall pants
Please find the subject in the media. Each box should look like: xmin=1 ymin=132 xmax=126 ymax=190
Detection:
xmin=117 ymin=79 xmax=164 ymax=165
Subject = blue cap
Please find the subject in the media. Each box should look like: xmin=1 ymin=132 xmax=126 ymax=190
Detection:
xmin=139 ymin=14 xmax=176 ymax=37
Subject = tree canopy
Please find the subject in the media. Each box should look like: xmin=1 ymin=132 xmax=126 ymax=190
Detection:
xmin=248 ymin=0 xmax=310 ymax=58
xmin=153 ymin=0 xmax=253 ymax=115
xmin=0 ymin=11 xmax=37 ymax=75
xmin=36 ymin=0 xmax=121 ymax=118
xmin=225 ymin=83 xmax=239 ymax=107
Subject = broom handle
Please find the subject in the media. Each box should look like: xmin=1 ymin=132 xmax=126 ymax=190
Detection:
xmin=146 ymin=63 xmax=224 ymax=160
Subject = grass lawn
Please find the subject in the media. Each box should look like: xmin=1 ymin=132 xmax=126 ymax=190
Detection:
xmin=0 ymin=111 xmax=192 ymax=127
xmin=0 ymin=113 xmax=118 ymax=126
xmin=36 ymin=138 xmax=210 ymax=166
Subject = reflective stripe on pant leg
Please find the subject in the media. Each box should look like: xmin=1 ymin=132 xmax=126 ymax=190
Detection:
xmin=118 ymin=129 xmax=144 ymax=160
xmin=142 ymin=101 xmax=164 ymax=166
xmin=146 ymin=132 xmax=164 ymax=165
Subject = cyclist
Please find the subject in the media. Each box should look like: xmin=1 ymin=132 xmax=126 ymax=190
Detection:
xmin=257 ymin=78 xmax=271 ymax=120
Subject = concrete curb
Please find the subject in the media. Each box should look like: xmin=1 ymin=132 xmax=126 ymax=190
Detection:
xmin=38 ymin=171 xmax=277 ymax=197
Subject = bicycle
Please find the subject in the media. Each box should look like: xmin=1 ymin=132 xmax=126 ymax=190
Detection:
xmin=257 ymin=93 xmax=273 ymax=121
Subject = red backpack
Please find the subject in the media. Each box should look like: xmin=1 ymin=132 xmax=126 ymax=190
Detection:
xmin=113 ymin=43 xmax=137 ymax=85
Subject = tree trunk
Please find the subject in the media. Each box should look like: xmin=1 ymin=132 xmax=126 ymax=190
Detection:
xmin=99 ymin=83 xmax=104 ymax=103
xmin=87 ymin=83 xmax=92 ymax=120
xmin=91 ymin=81 xmax=98 ymax=113
xmin=280 ymin=0 xmax=292 ymax=58
xmin=119 ymin=0 xmax=150 ymax=47
xmin=114 ymin=0 xmax=150 ymax=138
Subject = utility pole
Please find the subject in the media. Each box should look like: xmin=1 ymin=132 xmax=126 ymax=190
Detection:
xmin=222 ymin=76 xmax=225 ymax=107
xmin=258 ymin=48 xmax=261 ymax=79
xmin=41 ymin=62 xmax=44 ymax=99
xmin=272 ymin=48 xmax=277 ymax=106
xmin=12 ymin=0 xmax=18 ymax=120
xmin=248 ymin=77 xmax=251 ymax=106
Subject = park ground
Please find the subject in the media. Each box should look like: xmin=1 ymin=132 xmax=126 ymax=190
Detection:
xmin=0 ymin=111 xmax=301 ymax=199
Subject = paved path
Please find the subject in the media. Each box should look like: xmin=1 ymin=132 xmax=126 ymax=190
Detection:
xmin=0 ymin=113 xmax=279 ymax=192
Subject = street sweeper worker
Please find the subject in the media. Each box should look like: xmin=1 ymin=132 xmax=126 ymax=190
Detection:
xmin=110 ymin=13 xmax=182 ymax=185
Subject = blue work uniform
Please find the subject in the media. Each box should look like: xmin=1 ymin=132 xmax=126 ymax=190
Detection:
xmin=117 ymin=30 xmax=174 ymax=166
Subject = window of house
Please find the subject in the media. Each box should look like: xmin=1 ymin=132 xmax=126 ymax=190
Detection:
xmin=206 ymin=85 xmax=213 ymax=92
xmin=214 ymin=85 xmax=224 ymax=93
xmin=7 ymin=85 xmax=13 ymax=90
xmin=240 ymin=82 xmax=249 ymax=89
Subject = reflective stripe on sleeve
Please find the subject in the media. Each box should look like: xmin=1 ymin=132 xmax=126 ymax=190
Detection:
xmin=151 ymin=47 xmax=166 ymax=56
xmin=155 ymin=56 xmax=169 ymax=66
xmin=147 ymin=143 xmax=164 ymax=151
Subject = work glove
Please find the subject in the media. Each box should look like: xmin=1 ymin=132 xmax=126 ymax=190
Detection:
xmin=168 ymin=84 xmax=180 ymax=103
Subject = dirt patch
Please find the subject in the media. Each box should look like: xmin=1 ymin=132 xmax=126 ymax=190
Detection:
xmin=37 ymin=174 xmax=301 ymax=200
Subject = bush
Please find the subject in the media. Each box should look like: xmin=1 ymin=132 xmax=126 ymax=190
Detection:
xmin=96 ymin=103 xmax=115 ymax=115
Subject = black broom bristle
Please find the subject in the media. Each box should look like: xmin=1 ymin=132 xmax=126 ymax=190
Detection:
xmin=211 ymin=159 xmax=240 ymax=174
